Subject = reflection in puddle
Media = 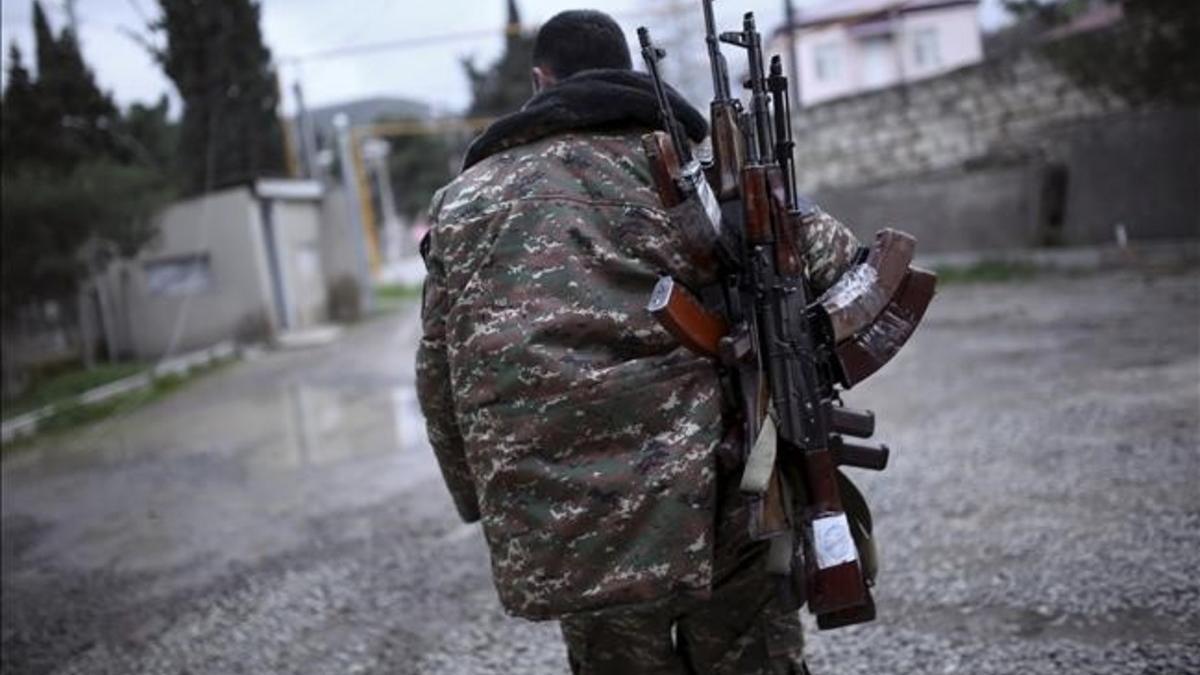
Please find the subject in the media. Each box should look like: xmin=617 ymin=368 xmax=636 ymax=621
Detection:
xmin=391 ymin=387 xmax=422 ymax=455
xmin=264 ymin=381 xmax=429 ymax=471
xmin=1 ymin=378 xmax=438 ymax=576
xmin=3 ymin=377 xmax=432 ymax=481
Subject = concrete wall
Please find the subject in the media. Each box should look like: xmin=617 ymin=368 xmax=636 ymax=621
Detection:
xmin=792 ymin=36 xmax=1200 ymax=252
xmin=1047 ymin=109 xmax=1200 ymax=245
xmin=792 ymin=49 xmax=1127 ymax=191
xmin=271 ymin=200 xmax=327 ymax=329
xmin=814 ymin=109 xmax=1200 ymax=253
xmin=120 ymin=187 xmax=276 ymax=360
xmin=816 ymin=161 xmax=1041 ymax=254
xmin=319 ymin=187 xmax=367 ymax=286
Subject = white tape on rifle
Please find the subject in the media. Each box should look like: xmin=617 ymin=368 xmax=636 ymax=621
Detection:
xmin=682 ymin=161 xmax=723 ymax=235
xmin=739 ymin=412 xmax=777 ymax=496
xmin=812 ymin=514 xmax=858 ymax=570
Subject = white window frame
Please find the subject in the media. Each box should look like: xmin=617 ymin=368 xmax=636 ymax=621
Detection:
xmin=813 ymin=42 xmax=843 ymax=83
xmin=144 ymin=253 xmax=214 ymax=297
xmin=912 ymin=27 xmax=942 ymax=70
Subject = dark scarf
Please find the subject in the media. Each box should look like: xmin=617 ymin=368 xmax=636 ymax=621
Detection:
xmin=462 ymin=68 xmax=709 ymax=171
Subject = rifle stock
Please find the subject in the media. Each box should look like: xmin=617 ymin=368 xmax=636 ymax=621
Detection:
xmin=647 ymin=277 xmax=727 ymax=358
xmin=707 ymin=102 xmax=744 ymax=201
xmin=641 ymin=132 xmax=685 ymax=208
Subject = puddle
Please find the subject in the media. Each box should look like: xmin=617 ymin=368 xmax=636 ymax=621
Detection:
xmin=1 ymin=372 xmax=440 ymax=577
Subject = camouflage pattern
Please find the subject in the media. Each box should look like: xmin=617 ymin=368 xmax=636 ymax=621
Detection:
xmin=416 ymin=129 xmax=861 ymax=620
xmin=798 ymin=209 xmax=862 ymax=293
xmin=560 ymin=550 xmax=806 ymax=675
xmin=561 ymin=471 xmax=809 ymax=675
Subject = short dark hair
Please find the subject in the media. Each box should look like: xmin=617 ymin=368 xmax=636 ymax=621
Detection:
xmin=532 ymin=10 xmax=632 ymax=79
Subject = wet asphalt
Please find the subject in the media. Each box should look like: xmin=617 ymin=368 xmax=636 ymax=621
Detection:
xmin=2 ymin=266 xmax=1198 ymax=675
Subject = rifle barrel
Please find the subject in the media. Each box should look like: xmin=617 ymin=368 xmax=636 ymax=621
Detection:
xmin=742 ymin=13 xmax=773 ymax=163
xmin=702 ymin=0 xmax=732 ymax=102
xmin=769 ymin=55 xmax=797 ymax=210
xmin=637 ymin=27 xmax=692 ymax=165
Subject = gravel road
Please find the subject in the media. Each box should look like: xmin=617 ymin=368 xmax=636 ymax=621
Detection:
xmin=2 ymin=265 xmax=1197 ymax=675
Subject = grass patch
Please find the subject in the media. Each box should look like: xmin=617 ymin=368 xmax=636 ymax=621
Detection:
xmin=2 ymin=360 xmax=230 ymax=450
xmin=371 ymin=283 xmax=423 ymax=316
xmin=374 ymin=282 xmax=423 ymax=303
xmin=933 ymin=260 xmax=1042 ymax=284
xmin=3 ymin=362 xmax=147 ymax=420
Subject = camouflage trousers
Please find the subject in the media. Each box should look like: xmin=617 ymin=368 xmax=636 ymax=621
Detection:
xmin=560 ymin=460 xmax=809 ymax=675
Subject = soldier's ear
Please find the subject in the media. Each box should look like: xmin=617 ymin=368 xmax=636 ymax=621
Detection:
xmin=531 ymin=66 xmax=556 ymax=94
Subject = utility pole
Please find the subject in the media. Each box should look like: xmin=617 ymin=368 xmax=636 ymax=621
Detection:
xmin=334 ymin=113 xmax=376 ymax=314
xmin=361 ymin=138 xmax=405 ymax=260
xmin=292 ymin=80 xmax=320 ymax=179
xmin=784 ymin=0 xmax=802 ymax=109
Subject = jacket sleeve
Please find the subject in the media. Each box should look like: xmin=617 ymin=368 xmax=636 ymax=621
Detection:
xmin=415 ymin=225 xmax=482 ymax=524
xmin=796 ymin=208 xmax=863 ymax=295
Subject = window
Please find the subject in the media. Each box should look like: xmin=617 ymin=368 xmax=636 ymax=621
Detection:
xmin=813 ymin=43 xmax=843 ymax=83
xmin=913 ymin=27 xmax=941 ymax=69
xmin=144 ymin=254 xmax=213 ymax=296
xmin=860 ymin=36 xmax=896 ymax=88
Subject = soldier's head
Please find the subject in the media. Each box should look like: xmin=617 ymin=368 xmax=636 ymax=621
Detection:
xmin=531 ymin=10 xmax=632 ymax=93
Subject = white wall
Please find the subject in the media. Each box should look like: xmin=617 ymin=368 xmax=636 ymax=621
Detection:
xmin=271 ymin=200 xmax=328 ymax=330
xmin=119 ymin=186 xmax=276 ymax=360
xmin=101 ymin=183 xmax=337 ymax=360
xmin=792 ymin=23 xmax=856 ymax=106
xmin=898 ymin=6 xmax=984 ymax=81
xmin=319 ymin=187 xmax=368 ymax=287
xmin=782 ymin=4 xmax=984 ymax=107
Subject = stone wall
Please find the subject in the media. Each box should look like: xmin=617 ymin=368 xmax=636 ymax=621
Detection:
xmin=792 ymin=38 xmax=1200 ymax=252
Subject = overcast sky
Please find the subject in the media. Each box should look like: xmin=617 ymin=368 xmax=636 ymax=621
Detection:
xmin=0 ymin=0 xmax=1014 ymax=117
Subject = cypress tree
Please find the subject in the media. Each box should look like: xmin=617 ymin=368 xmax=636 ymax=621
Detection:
xmin=0 ymin=44 xmax=46 ymax=169
xmin=27 ymin=1 xmax=120 ymax=169
xmin=463 ymin=0 xmax=535 ymax=118
xmin=1 ymin=5 xmax=171 ymax=320
xmin=153 ymin=0 xmax=286 ymax=193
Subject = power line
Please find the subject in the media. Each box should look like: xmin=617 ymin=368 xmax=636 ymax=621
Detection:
xmin=279 ymin=5 xmax=686 ymax=65
xmin=280 ymin=26 xmax=502 ymax=65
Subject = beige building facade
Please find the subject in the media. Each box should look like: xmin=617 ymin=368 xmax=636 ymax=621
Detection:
xmin=102 ymin=179 xmax=336 ymax=361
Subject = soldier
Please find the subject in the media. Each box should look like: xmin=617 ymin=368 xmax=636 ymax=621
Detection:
xmin=417 ymin=9 xmax=861 ymax=674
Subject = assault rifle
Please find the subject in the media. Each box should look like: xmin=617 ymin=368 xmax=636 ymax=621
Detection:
xmin=638 ymin=11 xmax=936 ymax=630
xmin=701 ymin=0 xmax=744 ymax=200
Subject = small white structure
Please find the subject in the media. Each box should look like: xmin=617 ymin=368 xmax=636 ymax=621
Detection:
xmin=773 ymin=0 xmax=983 ymax=107
xmin=103 ymin=179 xmax=339 ymax=360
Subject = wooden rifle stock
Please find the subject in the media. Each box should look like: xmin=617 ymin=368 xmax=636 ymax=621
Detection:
xmin=706 ymin=102 xmax=744 ymax=201
xmin=647 ymin=277 xmax=728 ymax=358
xmin=816 ymin=591 xmax=876 ymax=630
xmin=641 ymin=132 xmax=685 ymax=208
xmin=801 ymin=448 xmax=870 ymax=614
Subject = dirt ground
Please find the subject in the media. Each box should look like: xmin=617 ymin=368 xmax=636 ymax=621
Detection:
xmin=2 ymin=266 xmax=1198 ymax=675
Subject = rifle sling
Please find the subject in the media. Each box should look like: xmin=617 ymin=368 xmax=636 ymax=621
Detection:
xmin=740 ymin=408 xmax=777 ymax=496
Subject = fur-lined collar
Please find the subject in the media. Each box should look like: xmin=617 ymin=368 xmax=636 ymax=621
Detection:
xmin=462 ymin=68 xmax=708 ymax=171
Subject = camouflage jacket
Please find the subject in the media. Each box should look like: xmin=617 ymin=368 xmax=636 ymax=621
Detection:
xmin=417 ymin=70 xmax=860 ymax=620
